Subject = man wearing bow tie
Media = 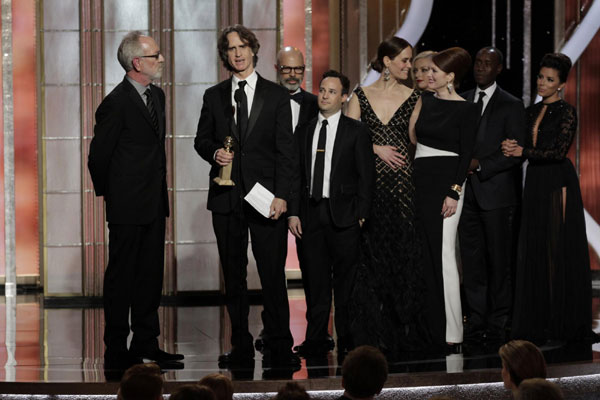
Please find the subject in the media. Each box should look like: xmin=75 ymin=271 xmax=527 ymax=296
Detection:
xmin=194 ymin=25 xmax=298 ymax=368
xmin=275 ymin=46 xmax=319 ymax=133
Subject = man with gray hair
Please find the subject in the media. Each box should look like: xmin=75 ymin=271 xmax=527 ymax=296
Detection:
xmin=89 ymin=31 xmax=183 ymax=371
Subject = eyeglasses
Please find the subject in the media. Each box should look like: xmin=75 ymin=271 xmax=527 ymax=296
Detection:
xmin=138 ymin=52 xmax=161 ymax=59
xmin=279 ymin=65 xmax=305 ymax=74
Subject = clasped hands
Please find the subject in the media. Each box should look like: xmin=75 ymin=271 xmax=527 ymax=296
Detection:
xmin=501 ymin=139 xmax=523 ymax=157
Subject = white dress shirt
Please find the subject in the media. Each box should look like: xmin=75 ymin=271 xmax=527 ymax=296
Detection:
xmin=231 ymin=70 xmax=257 ymax=122
xmin=475 ymin=81 xmax=497 ymax=115
xmin=290 ymin=88 xmax=301 ymax=131
xmin=310 ymin=110 xmax=341 ymax=199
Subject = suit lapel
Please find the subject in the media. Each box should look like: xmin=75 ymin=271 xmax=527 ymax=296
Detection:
xmin=330 ymin=115 xmax=345 ymax=177
xmin=246 ymin=75 xmax=264 ymax=142
xmin=220 ymin=79 xmax=239 ymax=143
xmin=297 ymin=89 xmax=309 ymax=127
xmin=305 ymin=118 xmax=318 ymax=183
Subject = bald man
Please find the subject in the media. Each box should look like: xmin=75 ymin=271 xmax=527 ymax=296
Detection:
xmin=275 ymin=47 xmax=319 ymax=132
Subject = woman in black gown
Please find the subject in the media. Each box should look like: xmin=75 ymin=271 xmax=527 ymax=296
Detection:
xmin=408 ymin=47 xmax=479 ymax=351
xmin=346 ymin=37 xmax=425 ymax=358
xmin=502 ymin=53 xmax=593 ymax=344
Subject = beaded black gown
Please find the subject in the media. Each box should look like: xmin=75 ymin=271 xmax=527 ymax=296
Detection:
xmin=349 ymin=87 xmax=427 ymax=357
xmin=511 ymin=100 xmax=592 ymax=344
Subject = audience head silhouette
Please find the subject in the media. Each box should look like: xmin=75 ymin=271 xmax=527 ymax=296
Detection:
xmin=170 ymin=384 xmax=217 ymax=400
xmin=499 ymin=340 xmax=547 ymax=391
xmin=515 ymin=378 xmax=564 ymax=400
xmin=118 ymin=363 xmax=163 ymax=400
xmin=274 ymin=382 xmax=310 ymax=400
xmin=198 ymin=373 xmax=234 ymax=400
xmin=341 ymin=345 xmax=388 ymax=400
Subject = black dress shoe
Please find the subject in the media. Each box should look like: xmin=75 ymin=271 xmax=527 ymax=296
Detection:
xmin=293 ymin=341 xmax=332 ymax=357
xmin=218 ymin=348 xmax=254 ymax=367
xmin=131 ymin=348 xmax=184 ymax=362
xmin=156 ymin=359 xmax=185 ymax=370
xmin=104 ymin=351 xmax=143 ymax=370
xmin=265 ymin=351 xmax=301 ymax=369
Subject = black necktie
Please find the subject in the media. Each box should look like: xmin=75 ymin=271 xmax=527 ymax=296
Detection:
xmin=476 ymin=91 xmax=486 ymax=115
xmin=312 ymin=119 xmax=328 ymax=202
xmin=291 ymin=91 xmax=303 ymax=104
xmin=144 ymin=88 xmax=159 ymax=132
xmin=235 ymin=81 xmax=249 ymax=141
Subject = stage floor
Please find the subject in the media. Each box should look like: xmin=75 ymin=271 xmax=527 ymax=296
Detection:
xmin=1 ymin=290 xmax=600 ymax=394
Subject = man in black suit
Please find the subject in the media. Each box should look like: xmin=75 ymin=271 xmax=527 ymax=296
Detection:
xmin=459 ymin=47 xmax=525 ymax=345
xmin=275 ymin=46 xmax=319 ymax=132
xmin=88 ymin=31 xmax=183 ymax=370
xmin=289 ymin=70 xmax=374 ymax=357
xmin=194 ymin=25 xmax=298 ymax=368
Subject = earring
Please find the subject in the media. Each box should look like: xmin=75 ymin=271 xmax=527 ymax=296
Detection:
xmin=447 ymin=82 xmax=453 ymax=94
xmin=383 ymin=67 xmax=390 ymax=81
xmin=558 ymin=87 xmax=562 ymax=92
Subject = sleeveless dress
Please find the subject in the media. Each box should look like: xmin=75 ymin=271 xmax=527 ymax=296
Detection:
xmin=349 ymin=87 xmax=427 ymax=358
xmin=511 ymin=100 xmax=593 ymax=344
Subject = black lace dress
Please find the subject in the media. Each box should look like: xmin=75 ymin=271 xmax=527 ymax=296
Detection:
xmin=511 ymin=100 xmax=592 ymax=344
xmin=349 ymin=87 xmax=427 ymax=358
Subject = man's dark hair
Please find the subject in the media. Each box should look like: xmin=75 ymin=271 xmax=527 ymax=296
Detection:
xmin=478 ymin=46 xmax=504 ymax=66
xmin=342 ymin=345 xmax=388 ymax=398
xmin=119 ymin=363 xmax=163 ymax=400
xmin=198 ymin=373 xmax=234 ymax=400
xmin=274 ymin=382 xmax=310 ymax=400
xmin=170 ymin=384 xmax=217 ymax=400
xmin=320 ymin=70 xmax=350 ymax=95
xmin=540 ymin=53 xmax=572 ymax=83
xmin=217 ymin=24 xmax=260 ymax=72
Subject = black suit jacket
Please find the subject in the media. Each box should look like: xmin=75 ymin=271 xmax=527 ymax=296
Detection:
xmin=295 ymin=88 xmax=319 ymax=131
xmin=194 ymin=74 xmax=296 ymax=214
xmin=290 ymin=114 xmax=375 ymax=228
xmin=463 ymin=86 xmax=525 ymax=210
xmin=88 ymin=77 xmax=169 ymax=224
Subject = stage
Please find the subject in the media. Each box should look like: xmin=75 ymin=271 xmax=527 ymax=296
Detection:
xmin=0 ymin=290 xmax=600 ymax=399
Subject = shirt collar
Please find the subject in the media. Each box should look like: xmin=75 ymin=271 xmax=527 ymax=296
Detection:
xmin=476 ymin=81 xmax=497 ymax=99
xmin=318 ymin=109 xmax=342 ymax=126
xmin=232 ymin=70 xmax=258 ymax=91
xmin=126 ymin=75 xmax=150 ymax=97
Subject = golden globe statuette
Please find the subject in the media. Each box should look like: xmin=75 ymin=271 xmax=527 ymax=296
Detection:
xmin=213 ymin=136 xmax=235 ymax=186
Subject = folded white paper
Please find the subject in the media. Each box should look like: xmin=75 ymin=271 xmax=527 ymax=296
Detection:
xmin=244 ymin=182 xmax=274 ymax=218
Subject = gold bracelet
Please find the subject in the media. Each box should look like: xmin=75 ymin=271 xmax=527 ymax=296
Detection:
xmin=450 ymin=184 xmax=462 ymax=194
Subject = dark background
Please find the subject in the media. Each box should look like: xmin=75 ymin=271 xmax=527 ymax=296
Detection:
xmin=416 ymin=0 xmax=555 ymax=103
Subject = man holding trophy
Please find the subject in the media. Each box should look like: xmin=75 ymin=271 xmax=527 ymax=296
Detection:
xmin=194 ymin=25 xmax=298 ymax=368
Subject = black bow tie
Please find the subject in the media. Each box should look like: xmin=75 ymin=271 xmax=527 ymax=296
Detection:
xmin=291 ymin=91 xmax=303 ymax=104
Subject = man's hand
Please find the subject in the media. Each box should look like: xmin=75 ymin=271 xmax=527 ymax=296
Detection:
xmin=215 ymin=148 xmax=234 ymax=166
xmin=269 ymin=198 xmax=287 ymax=220
xmin=468 ymin=158 xmax=480 ymax=174
xmin=374 ymin=145 xmax=406 ymax=170
xmin=288 ymin=216 xmax=302 ymax=238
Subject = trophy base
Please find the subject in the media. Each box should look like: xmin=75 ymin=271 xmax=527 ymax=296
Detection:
xmin=213 ymin=177 xmax=235 ymax=186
